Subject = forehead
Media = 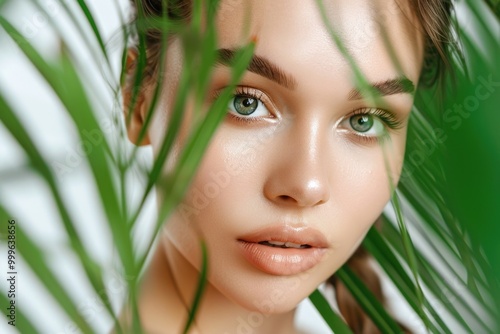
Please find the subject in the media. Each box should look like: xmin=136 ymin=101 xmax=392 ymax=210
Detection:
xmin=215 ymin=0 xmax=425 ymax=88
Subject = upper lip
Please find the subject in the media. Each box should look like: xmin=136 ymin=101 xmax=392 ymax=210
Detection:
xmin=237 ymin=225 xmax=328 ymax=248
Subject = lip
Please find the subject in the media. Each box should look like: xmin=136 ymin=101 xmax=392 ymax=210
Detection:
xmin=237 ymin=225 xmax=328 ymax=276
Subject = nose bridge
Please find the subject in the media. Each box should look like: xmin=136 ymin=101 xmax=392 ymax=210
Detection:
xmin=264 ymin=114 xmax=331 ymax=207
xmin=292 ymin=115 xmax=323 ymax=167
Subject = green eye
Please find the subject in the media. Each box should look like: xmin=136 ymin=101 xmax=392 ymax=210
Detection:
xmin=349 ymin=114 xmax=374 ymax=133
xmin=227 ymin=88 xmax=272 ymax=121
xmin=233 ymin=96 xmax=258 ymax=115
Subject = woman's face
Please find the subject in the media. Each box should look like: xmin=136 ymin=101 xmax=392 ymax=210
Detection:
xmin=140 ymin=0 xmax=424 ymax=313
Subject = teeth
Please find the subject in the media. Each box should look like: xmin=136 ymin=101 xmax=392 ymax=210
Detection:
xmin=267 ymin=241 xmax=285 ymax=247
xmin=285 ymin=242 xmax=303 ymax=248
xmin=259 ymin=241 xmax=311 ymax=249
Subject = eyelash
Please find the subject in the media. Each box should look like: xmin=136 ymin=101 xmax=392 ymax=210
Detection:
xmin=232 ymin=87 xmax=273 ymax=124
xmin=234 ymin=86 xmax=264 ymax=101
xmin=213 ymin=86 xmax=274 ymax=124
xmin=344 ymin=108 xmax=404 ymax=144
xmin=213 ymin=86 xmax=403 ymax=144
xmin=354 ymin=108 xmax=402 ymax=129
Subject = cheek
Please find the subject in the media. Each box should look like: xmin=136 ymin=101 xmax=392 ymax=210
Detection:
xmin=162 ymin=125 xmax=265 ymax=263
xmin=162 ymin=120 xmax=408 ymax=311
xmin=322 ymin=134 xmax=407 ymax=253
xmin=169 ymin=127 xmax=407 ymax=249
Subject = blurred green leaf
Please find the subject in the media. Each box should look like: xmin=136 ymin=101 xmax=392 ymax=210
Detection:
xmin=182 ymin=240 xmax=209 ymax=334
xmin=364 ymin=227 xmax=449 ymax=333
xmin=0 ymin=288 xmax=38 ymax=333
xmin=309 ymin=289 xmax=354 ymax=334
xmin=0 ymin=204 xmax=94 ymax=333
xmin=74 ymin=0 xmax=109 ymax=61
xmin=337 ymin=266 xmax=405 ymax=334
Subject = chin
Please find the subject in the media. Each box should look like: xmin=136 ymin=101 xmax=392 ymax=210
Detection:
xmin=207 ymin=258 xmax=333 ymax=314
xmin=222 ymin=284 xmax=312 ymax=314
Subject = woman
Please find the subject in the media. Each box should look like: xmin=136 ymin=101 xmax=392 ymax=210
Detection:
xmin=122 ymin=0 xmax=454 ymax=333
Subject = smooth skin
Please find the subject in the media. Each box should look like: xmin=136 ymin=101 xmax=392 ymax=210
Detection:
xmin=124 ymin=0 xmax=425 ymax=333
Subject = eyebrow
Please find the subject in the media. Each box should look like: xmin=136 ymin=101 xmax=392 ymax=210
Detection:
xmin=347 ymin=77 xmax=415 ymax=100
xmin=217 ymin=48 xmax=298 ymax=90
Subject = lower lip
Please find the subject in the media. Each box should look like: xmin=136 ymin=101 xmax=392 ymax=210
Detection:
xmin=238 ymin=241 xmax=327 ymax=276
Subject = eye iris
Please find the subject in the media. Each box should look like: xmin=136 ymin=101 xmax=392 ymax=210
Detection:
xmin=234 ymin=96 xmax=258 ymax=115
xmin=350 ymin=115 xmax=373 ymax=133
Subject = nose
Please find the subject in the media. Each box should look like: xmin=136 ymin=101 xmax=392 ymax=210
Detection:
xmin=263 ymin=117 xmax=331 ymax=208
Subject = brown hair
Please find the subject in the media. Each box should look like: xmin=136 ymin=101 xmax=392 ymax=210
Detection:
xmin=327 ymin=245 xmax=412 ymax=333
xmin=128 ymin=0 xmax=457 ymax=87
xmin=126 ymin=0 xmax=457 ymax=332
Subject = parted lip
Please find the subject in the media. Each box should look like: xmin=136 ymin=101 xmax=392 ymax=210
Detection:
xmin=237 ymin=224 xmax=329 ymax=248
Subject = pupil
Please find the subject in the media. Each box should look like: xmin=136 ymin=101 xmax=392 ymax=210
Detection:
xmin=243 ymin=98 xmax=253 ymax=107
xmin=350 ymin=115 xmax=373 ymax=132
xmin=234 ymin=96 xmax=258 ymax=115
xmin=358 ymin=117 xmax=367 ymax=125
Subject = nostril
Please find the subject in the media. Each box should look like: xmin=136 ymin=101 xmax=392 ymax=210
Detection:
xmin=277 ymin=195 xmax=297 ymax=203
